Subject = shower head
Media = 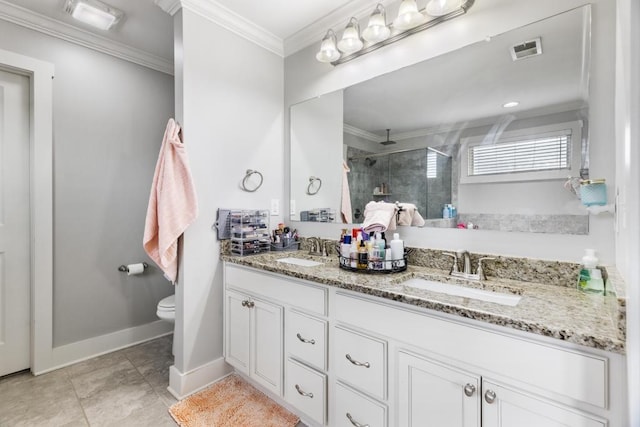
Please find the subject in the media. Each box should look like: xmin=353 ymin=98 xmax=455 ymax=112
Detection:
xmin=365 ymin=157 xmax=377 ymax=167
xmin=380 ymin=129 xmax=397 ymax=146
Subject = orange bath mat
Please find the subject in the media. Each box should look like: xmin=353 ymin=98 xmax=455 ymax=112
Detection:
xmin=169 ymin=374 xmax=299 ymax=427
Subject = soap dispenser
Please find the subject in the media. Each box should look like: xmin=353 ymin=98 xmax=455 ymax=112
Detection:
xmin=577 ymin=249 xmax=605 ymax=294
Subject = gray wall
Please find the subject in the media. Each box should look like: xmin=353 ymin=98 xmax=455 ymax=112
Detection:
xmin=0 ymin=20 xmax=175 ymax=347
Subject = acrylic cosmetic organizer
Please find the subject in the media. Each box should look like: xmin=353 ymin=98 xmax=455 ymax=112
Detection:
xmin=226 ymin=209 xmax=270 ymax=256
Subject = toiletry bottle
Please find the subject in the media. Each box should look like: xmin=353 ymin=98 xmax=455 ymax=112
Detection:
xmin=357 ymin=240 xmax=368 ymax=270
xmin=385 ymin=249 xmax=393 ymax=270
xmin=349 ymin=236 xmax=359 ymax=268
xmin=375 ymin=232 xmax=386 ymax=258
xmin=443 ymin=205 xmax=450 ymax=219
xmin=341 ymin=236 xmax=352 ymax=262
xmin=577 ymin=249 xmax=604 ymax=294
xmin=390 ymin=233 xmax=405 ymax=267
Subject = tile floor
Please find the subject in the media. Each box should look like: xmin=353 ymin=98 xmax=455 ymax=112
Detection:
xmin=0 ymin=335 xmax=178 ymax=426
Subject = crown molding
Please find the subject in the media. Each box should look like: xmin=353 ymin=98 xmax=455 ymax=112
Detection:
xmin=172 ymin=0 xmax=283 ymax=57
xmin=284 ymin=0 xmax=395 ymax=57
xmin=154 ymin=0 xmax=181 ymax=16
xmin=0 ymin=0 xmax=173 ymax=75
xmin=344 ymin=124 xmax=382 ymax=142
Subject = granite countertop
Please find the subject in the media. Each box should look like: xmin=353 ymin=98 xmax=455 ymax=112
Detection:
xmin=221 ymin=251 xmax=625 ymax=354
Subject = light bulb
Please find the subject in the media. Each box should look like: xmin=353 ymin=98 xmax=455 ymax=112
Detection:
xmin=362 ymin=4 xmax=390 ymax=43
xmin=337 ymin=17 xmax=364 ymax=54
xmin=425 ymin=0 xmax=463 ymax=17
xmin=393 ymin=0 xmax=425 ymax=30
xmin=316 ymin=30 xmax=340 ymax=63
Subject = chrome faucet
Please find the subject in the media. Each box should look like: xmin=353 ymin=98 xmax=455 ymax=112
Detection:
xmin=458 ymin=250 xmax=472 ymax=274
xmin=444 ymin=251 xmax=495 ymax=281
xmin=306 ymin=237 xmax=322 ymax=256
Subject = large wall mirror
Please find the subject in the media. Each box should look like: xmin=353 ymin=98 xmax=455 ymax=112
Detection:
xmin=290 ymin=6 xmax=591 ymax=235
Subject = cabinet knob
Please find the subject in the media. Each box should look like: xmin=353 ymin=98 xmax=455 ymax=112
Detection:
xmin=241 ymin=300 xmax=248 ymax=307
xmin=296 ymin=333 xmax=316 ymax=345
xmin=464 ymin=383 xmax=476 ymax=397
xmin=294 ymin=384 xmax=313 ymax=398
xmin=345 ymin=353 xmax=370 ymax=368
xmin=246 ymin=301 xmax=255 ymax=308
xmin=484 ymin=389 xmax=497 ymax=404
xmin=346 ymin=412 xmax=369 ymax=427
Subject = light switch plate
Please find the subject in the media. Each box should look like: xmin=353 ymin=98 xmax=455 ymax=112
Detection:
xmin=270 ymin=198 xmax=280 ymax=216
xmin=290 ymin=200 xmax=296 ymax=215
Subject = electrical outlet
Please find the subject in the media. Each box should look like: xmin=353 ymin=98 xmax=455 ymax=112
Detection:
xmin=270 ymin=199 xmax=280 ymax=216
xmin=290 ymin=200 xmax=296 ymax=215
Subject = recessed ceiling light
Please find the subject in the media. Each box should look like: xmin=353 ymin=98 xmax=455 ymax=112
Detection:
xmin=64 ymin=0 xmax=123 ymax=31
xmin=503 ymin=101 xmax=519 ymax=108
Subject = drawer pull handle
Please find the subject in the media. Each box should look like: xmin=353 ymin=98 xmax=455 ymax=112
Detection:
xmin=296 ymin=333 xmax=316 ymax=345
xmin=345 ymin=354 xmax=370 ymax=368
xmin=464 ymin=383 xmax=476 ymax=397
xmin=346 ymin=413 xmax=369 ymax=427
xmin=484 ymin=389 xmax=497 ymax=404
xmin=295 ymin=384 xmax=314 ymax=398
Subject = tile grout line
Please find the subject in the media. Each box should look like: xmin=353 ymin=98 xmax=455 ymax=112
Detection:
xmin=66 ymin=369 xmax=93 ymax=427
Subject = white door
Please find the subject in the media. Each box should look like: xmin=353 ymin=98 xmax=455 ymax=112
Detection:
xmin=251 ymin=297 xmax=282 ymax=395
xmin=397 ymin=351 xmax=481 ymax=427
xmin=0 ymin=68 xmax=30 ymax=377
xmin=224 ymin=290 xmax=251 ymax=373
xmin=482 ymin=380 xmax=606 ymax=427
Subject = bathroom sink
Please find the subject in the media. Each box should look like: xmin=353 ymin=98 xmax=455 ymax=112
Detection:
xmin=401 ymin=278 xmax=522 ymax=306
xmin=276 ymin=257 xmax=324 ymax=267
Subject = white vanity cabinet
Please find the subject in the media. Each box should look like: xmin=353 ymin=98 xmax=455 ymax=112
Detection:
xmin=224 ymin=264 xmax=329 ymax=425
xmin=224 ymin=288 xmax=283 ymax=395
xmin=223 ymin=263 xmax=626 ymax=426
xmin=397 ymin=350 xmax=606 ymax=427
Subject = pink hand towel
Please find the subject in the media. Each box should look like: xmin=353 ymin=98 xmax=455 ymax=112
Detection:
xmin=341 ymin=161 xmax=353 ymax=224
xmin=143 ymin=119 xmax=198 ymax=283
xmin=362 ymin=201 xmax=398 ymax=233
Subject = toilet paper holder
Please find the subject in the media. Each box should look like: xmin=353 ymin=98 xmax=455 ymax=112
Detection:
xmin=118 ymin=263 xmax=149 ymax=273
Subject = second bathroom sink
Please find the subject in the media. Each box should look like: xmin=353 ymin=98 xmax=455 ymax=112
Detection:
xmin=401 ymin=278 xmax=522 ymax=306
xmin=276 ymin=257 xmax=324 ymax=267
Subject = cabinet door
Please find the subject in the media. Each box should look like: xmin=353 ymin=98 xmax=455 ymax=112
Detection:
xmin=482 ymin=380 xmax=606 ymax=427
xmin=225 ymin=290 xmax=251 ymax=374
xmin=251 ymin=298 xmax=284 ymax=395
xmin=397 ymin=351 xmax=480 ymax=427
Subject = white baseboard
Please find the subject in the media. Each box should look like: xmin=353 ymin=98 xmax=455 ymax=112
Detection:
xmin=168 ymin=357 xmax=233 ymax=400
xmin=34 ymin=320 xmax=174 ymax=375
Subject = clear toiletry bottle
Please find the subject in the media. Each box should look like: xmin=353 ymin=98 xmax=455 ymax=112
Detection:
xmin=577 ymin=249 xmax=605 ymax=294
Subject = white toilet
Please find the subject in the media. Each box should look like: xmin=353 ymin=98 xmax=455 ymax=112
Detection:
xmin=156 ymin=294 xmax=175 ymax=323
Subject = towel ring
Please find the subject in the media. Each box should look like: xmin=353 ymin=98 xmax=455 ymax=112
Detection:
xmin=307 ymin=176 xmax=322 ymax=195
xmin=242 ymin=169 xmax=263 ymax=192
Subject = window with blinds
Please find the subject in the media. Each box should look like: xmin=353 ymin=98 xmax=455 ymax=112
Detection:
xmin=427 ymin=150 xmax=437 ymax=178
xmin=468 ymin=134 xmax=571 ymax=176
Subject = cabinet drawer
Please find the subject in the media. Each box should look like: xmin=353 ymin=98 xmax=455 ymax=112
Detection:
xmin=334 ymin=382 xmax=387 ymax=427
xmin=287 ymin=310 xmax=327 ymax=371
xmin=225 ymin=264 xmax=327 ymax=315
xmin=334 ymin=326 xmax=386 ymax=400
xmin=285 ymin=358 xmax=327 ymax=425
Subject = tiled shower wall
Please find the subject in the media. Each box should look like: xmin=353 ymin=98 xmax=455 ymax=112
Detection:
xmin=347 ymin=146 xmax=452 ymax=220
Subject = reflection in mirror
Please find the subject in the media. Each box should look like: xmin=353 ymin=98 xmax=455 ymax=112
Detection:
xmin=289 ymin=6 xmax=592 ymax=234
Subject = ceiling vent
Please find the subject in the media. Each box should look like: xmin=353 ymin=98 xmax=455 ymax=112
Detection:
xmin=510 ymin=37 xmax=542 ymax=61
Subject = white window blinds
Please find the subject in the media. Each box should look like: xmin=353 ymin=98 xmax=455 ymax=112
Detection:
xmin=468 ymin=133 xmax=571 ymax=176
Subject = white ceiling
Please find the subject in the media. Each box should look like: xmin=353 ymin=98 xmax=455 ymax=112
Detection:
xmin=0 ymin=0 xmax=366 ymax=64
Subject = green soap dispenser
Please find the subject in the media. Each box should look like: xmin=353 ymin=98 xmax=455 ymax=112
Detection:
xmin=577 ymin=249 xmax=605 ymax=294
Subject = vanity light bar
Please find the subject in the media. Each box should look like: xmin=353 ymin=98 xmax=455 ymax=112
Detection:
xmin=321 ymin=0 xmax=475 ymax=66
